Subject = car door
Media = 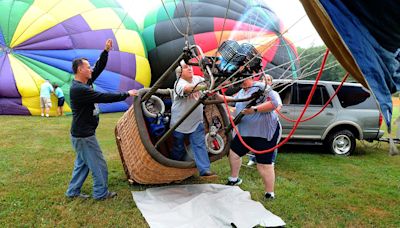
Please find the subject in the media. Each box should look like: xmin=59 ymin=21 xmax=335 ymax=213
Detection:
xmin=274 ymin=82 xmax=297 ymax=136
xmin=279 ymin=82 xmax=338 ymax=139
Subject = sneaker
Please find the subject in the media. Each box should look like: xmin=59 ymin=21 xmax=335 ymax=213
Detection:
xmin=265 ymin=192 xmax=275 ymax=200
xmin=247 ymin=159 xmax=256 ymax=166
xmin=67 ymin=193 xmax=90 ymax=200
xmin=41 ymin=113 xmax=44 ymax=117
xmin=226 ymin=178 xmax=242 ymax=186
xmin=96 ymin=191 xmax=117 ymax=201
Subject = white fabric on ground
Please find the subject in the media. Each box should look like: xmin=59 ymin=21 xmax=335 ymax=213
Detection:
xmin=132 ymin=184 xmax=285 ymax=228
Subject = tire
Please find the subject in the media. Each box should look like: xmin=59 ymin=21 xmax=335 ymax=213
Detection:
xmin=325 ymin=129 xmax=356 ymax=156
xmin=142 ymin=95 xmax=165 ymax=118
xmin=205 ymin=133 xmax=225 ymax=154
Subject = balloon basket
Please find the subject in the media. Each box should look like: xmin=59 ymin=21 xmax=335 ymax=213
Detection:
xmin=115 ymin=88 xmax=232 ymax=184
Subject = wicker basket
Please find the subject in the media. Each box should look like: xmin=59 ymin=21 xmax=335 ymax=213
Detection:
xmin=115 ymin=89 xmax=231 ymax=184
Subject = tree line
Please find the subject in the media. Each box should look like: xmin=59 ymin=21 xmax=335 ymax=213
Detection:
xmin=297 ymin=45 xmax=355 ymax=82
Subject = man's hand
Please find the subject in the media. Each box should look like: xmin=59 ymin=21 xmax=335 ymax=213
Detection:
xmin=128 ymin=89 xmax=138 ymax=97
xmin=241 ymin=107 xmax=256 ymax=115
xmin=105 ymin=39 xmax=113 ymax=52
xmin=197 ymin=84 xmax=207 ymax=91
xmin=215 ymin=93 xmax=224 ymax=101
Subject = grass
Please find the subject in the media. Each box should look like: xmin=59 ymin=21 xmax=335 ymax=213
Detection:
xmin=1 ymin=113 xmax=400 ymax=227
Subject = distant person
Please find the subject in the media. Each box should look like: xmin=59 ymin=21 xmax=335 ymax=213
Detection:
xmin=65 ymin=39 xmax=138 ymax=200
xmin=170 ymin=60 xmax=216 ymax=177
xmin=247 ymin=74 xmax=282 ymax=166
xmin=40 ymin=79 xmax=54 ymax=117
xmin=53 ymin=84 xmax=65 ymax=116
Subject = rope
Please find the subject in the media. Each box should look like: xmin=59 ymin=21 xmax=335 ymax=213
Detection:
xmin=181 ymin=0 xmax=193 ymax=42
xmin=221 ymin=49 xmax=330 ymax=154
xmin=160 ymin=0 xmax=187 ymax=37
xmin=276 ymin=72 xmax=349 ymax=122
xmin=210 ymin=0 xmax=231 ymax=74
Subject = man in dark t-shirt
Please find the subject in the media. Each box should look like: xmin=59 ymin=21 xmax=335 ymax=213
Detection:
xmin=65 ymin=39 xmax=137 ymax=200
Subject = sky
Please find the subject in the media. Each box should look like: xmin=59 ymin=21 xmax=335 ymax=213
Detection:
xmin=116 ymin=0 xmax=324 ymax=48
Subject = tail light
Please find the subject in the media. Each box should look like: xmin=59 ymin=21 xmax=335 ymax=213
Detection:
xmin=379 ymin=113 xmax=383 ymax=127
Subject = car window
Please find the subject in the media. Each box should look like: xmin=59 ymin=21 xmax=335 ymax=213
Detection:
xmin=274 ymin=83 xmax=292 ymax=104
xmin=295 ymin=84 xmax=331 ymax=106
xmin=332 ymin=85 xmax=378 ymax=109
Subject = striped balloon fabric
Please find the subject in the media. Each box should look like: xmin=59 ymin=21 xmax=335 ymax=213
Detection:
xmin=0 ymin=0 xmax=151 ymax=115
xmin=142 ymin=0 xmax=300 ymax=88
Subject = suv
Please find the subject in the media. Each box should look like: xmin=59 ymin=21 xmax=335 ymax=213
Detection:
xmin=273 ymin=79 xmax=384 ymax=156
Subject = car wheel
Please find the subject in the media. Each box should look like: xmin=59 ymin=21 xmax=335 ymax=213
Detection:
xmin=325 ymin=129 xmax=356 ymax=156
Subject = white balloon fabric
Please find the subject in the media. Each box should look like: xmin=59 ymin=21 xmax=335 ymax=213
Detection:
xmin=132 ymin=184 xmax=285 ymax=228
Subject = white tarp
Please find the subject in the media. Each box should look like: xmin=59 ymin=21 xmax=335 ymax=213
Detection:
xmin=132 ymin=184 xmax=285 ymax=228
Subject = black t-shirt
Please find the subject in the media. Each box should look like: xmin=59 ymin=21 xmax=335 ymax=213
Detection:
xmin=70 ymin=51 xmax=129 ymax=137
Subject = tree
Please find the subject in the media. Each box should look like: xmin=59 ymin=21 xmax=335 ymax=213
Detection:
xmin=297 ymin=45 xmax=353 ymax=82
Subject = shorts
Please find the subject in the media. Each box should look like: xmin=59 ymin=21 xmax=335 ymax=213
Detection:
xmin=58 ymin=97 xmax=65 ymax=107
xmin=40 ymin=97 xmax=52 ymax=108
xmin=230 ymin=125 xmax=280 ymax=164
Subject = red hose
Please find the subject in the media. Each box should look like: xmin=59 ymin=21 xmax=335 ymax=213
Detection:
xmin=222 ymin=49 xmax=331 ymax=154
xmin=277 ymin=72 xmax=349 ymax=122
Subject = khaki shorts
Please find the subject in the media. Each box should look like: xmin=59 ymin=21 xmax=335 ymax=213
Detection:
xmin=40 ymin=97 xmax=52 ymax=108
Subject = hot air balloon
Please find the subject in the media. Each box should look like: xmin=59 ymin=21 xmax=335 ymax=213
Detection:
xmin=142 ymin=0 xmax=300 ymax=88
xmin=299 ymin=0 xmax=400 ymax=135
xmin=0 ymin=0 xmax=151 ymax=115
xmin=116 ymin=0 xmax=300 ymax=184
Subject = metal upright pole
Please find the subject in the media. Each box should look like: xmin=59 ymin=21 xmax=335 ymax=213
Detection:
xmin=141 ymin=53 xmax=185 ymax=102
xmin=155 ymin=96 xmax=206 ymax=148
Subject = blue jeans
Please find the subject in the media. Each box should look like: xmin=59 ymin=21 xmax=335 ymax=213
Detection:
xmin=171 ymin=123 xmax=211 ymax=175
xmin=66 ymin=135 xmax=108 ymax=199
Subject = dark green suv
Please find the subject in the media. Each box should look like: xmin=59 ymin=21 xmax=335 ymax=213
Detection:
xmin=274 ymin=80 xmax=384 ymax=156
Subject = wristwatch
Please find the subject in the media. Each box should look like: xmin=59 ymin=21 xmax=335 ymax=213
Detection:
xmin=253 ymin=108 xmax=258 ymax=113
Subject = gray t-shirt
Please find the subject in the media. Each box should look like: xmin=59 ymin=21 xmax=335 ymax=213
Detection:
xmin=170 ymin=76 xmax=205 ymax=133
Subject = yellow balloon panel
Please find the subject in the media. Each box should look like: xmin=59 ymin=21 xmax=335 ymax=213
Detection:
xmin=135 ymin=56 xmax=151 ymax=87
xmin=82 ymin=8 xmax=125 ymax=31
xmin=114 ymin=29 xmax=146 ymax=57
xmin=8 ymin=55 xmax=42 ymax=97
xmin=11 ymin=0 xmax=95 ymax=47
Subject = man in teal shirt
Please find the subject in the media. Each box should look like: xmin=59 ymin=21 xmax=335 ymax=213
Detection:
xmin=40 ymin=79 xmax=54 ymax=117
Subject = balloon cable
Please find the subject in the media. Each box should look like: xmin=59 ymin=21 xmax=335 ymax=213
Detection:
xmin=276 ymin=72 xmax=349 ymax=123
xmin=221 ymin=49 xmax=330 ymax=154
xmin=160 ymin=0 xmax=187 ymax=37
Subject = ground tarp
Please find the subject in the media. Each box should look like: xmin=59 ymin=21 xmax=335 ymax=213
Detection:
xmin=132 ymin=184 xmax=285 ymax=228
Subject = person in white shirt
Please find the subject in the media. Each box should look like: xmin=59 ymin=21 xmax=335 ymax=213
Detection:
xmin=170 ymin=60 xmax=216 ymax=177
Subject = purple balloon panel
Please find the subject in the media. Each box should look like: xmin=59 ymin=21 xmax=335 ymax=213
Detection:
xmin=0 ymin=98 xmax=30 ymax=115
xmin=0 ymin=55 xmax=21 ymax=98
xmin=15 ymin=15 xmax=91 ymax=49
xmin=107 ymin=51 xmax=136 ymax=79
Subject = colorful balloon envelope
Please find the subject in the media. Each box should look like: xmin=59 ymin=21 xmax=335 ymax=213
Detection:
xmin=142 ymin=0 xmax=300 ymax=88
xmin=0 ymin=0 xmax=151 ymax=115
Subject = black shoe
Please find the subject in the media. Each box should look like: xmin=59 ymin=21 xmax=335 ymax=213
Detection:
xmin=200 ymin=171 xmax=217 ymax=177
xmin=96 ymin=191 xmax=117 ymax=201
xmin=265 ymin=192 xmax=275 ymax=200
xmin=226 ymin=178 xmax=242 ymax=186
xmin=67 ymin=193 xmax=90 ymax=200
xmin=199 ymin=171 xmax=218 ymax=180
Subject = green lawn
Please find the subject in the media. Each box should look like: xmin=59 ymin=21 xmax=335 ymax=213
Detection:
xmin=1 ymin=113 xmax=400 ymax=227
